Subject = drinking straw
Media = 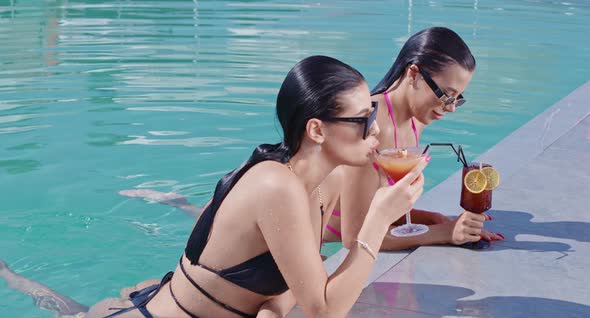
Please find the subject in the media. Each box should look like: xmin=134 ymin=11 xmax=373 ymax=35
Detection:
xmin=428 ymin=143 xmax=467 ymax=167
xmin=458 ymin=145 xmax=468 ymax=167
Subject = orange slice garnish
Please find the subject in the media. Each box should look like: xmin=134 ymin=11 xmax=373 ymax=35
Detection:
xmin=464 ymin=169 xmax=487 ymax=194
xmin=482 ymin=166 xmax=500 ymax=190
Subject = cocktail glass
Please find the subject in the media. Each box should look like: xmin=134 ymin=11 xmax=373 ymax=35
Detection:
xmin=427 ymin=143 xmax=500 ymax=250
xmin=459 ymin=162 xmax=496 ymax=249
xmin=375 ymin=147 xmax=429 ymax=237
xmin=460 ymin=162 xmax=493 ymax=213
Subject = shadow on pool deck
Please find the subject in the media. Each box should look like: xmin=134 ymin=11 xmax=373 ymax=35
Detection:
xmin=466 ymin=209 xmax=590 ymax=256
xmin=356 ymin=282 xmax=590 ymax=318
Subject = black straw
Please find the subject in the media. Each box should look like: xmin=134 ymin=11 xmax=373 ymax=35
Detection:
xmin=428 ymin=143 xmax=468 ymax=167
xmin=458 ymin=146 xmax=468 ymax=167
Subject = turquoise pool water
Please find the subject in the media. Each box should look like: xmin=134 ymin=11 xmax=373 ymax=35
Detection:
xmin=1 ymin=0 xmax=589 ymax=316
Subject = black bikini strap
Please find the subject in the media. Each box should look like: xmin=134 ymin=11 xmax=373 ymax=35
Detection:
xmin=168 ymin=280 xmax=201 ymax=318
xmin=196 ymin=262 xmax=219 ymax=274
xmin=104 ymin=272 xmax=174 ymax=318
xmin=178 ymin=259 xmax=256 ymax=318
xmin=184 ymin=165 xmax=241 ymax=264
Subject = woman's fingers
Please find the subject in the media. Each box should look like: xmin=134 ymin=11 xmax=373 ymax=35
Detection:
xmin=480 ymin=231 xmax=492 ymax=241
xmin=464 ymin=234 xmax=481 ymax=242
xmin=410 ymin=185 xmax=424 ymax=204
xmin=465 ymin=226 xmax=483 ymax=236
xmin=453 ymin=211 xmax=503 ymax=244
xmin=373 ymin=158 xmax=428 ymax=224
xmin=481 ymin=231 xmax=504 ymax=241
xmin=463 ymin=218 xmax=485 ymax=229
xmin=462 ymin=211 xmax=486 ymax=222
xmin=397 ymin=158 xmax=429 ymax=187
xmin=410 ymin=172 xmax=425 ymax=187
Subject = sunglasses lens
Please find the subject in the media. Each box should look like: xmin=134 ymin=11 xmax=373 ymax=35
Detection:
xmin=456 ymin=99 xmax=466 ymax=107
xmin=364 ymin=102 xmax=379 ymax=139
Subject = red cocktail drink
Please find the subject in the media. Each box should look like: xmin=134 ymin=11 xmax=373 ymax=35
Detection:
xmin=460 ymin=163 xmax=493 ymax=213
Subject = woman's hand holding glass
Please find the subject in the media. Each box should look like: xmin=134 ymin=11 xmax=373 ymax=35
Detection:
xmin=370 ymin=157 xmax=429 ymax=225
xmin=447 ymin=211 xmax=503 ymax=244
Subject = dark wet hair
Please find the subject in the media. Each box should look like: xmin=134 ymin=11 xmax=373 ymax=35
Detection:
xmin=186 ymin=56 xmax=365 ymax=262
xmin=371 ymin=27 xmax=476 ymax=95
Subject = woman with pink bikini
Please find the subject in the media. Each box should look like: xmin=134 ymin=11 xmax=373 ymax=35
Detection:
xmin=325 ymin=27 xmax=504 ymax=250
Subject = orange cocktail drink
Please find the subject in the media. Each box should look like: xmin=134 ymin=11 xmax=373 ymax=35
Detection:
xmin=375 ymin=147 xmax=429 ymax=237
xmin=376 ymin=148 xmax=426 ymax=182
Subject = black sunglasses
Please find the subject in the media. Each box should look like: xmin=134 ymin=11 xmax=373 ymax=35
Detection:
xmin=419 ymin=68 xmax=466 ymax=107
xmin=322 ymin=101 xmax=379 ymax=139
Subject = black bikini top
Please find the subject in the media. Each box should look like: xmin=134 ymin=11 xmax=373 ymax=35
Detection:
xmin=184 ymin=158 xmax=293 ymax=296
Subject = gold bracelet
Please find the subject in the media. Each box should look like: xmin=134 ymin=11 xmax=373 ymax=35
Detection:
xmin=356 ymin=239 xmax=377 ymax=260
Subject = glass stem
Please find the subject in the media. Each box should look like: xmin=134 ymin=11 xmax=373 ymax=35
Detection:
xmin=405 ymin=211 xmax=412 ymax=225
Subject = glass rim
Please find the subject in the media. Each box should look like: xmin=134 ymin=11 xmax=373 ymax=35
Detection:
xmin=377 ymin=146 xmax=429 ymax=156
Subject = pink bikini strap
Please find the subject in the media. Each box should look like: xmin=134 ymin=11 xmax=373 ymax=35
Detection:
xmin=383 ymin=92 xmax=419 ymax=147
xmin=383 ymin=92 xmax=398 ymax=148
xmin=325 ymin=224 xmax=342 ymax=238
xmin=375 ymin=92 xmax=419 ymax=186
xmin=410 ymin=117 xmax=419 ymax=147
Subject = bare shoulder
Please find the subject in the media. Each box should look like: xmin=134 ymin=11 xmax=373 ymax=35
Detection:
xmin=242 ymin=160 xmax=307 ymax=204
xmin=242 ymin=161 xmax=310 ymax=225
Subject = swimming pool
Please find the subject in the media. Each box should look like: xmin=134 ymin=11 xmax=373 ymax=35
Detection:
xmin=1 ymin=0 xmax=589 ymax=316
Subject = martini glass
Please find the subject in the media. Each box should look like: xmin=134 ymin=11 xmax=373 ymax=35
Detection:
xmin=375 ymin=147 xmax=429 ymax=237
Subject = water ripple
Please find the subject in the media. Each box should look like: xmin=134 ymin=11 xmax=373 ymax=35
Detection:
xmin=119 ymin=135 xmax=246 ymax=147
xmin=0 ymin=125 xmax=52 ymax=134
xmin=126 ymin=106 xmax=258 ymax=116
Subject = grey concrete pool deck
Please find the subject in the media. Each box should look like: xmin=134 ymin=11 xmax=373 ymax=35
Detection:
xmin=290 ymin=81 xmax=590 ymax=317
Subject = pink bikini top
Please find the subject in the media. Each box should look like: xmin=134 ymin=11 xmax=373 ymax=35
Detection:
xmin=384 ymin=92 xmax=419 ymax=148
xmin=373 ymin=92 xmax=420 ymax=185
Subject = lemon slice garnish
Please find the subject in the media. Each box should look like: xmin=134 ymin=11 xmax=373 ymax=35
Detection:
xmin=482 ymin=166 xmax=500 ymax=190
xmin=464 ymin=169 xmax=487 ymax=194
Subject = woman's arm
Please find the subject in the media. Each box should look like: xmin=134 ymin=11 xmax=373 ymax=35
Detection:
xmin=392 ymin=208 xmax=451 ymax=226
xmin=257 ymin=160 xmax=427 ymax=318
xmin=339 ymin=163 xmax=383 ymax=249
xmin=339 ymin=164 xmax=500 ymax=251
